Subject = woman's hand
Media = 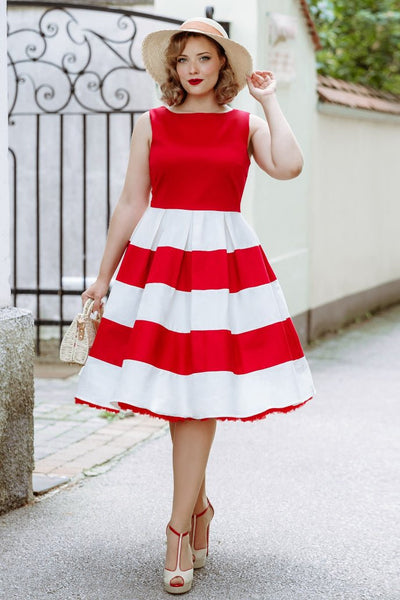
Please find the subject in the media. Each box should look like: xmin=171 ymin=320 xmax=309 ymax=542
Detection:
xmin=81 ymin=278 xmax=109 ymax=313
xmin=246 ymin=70 xmax=277 ymax=102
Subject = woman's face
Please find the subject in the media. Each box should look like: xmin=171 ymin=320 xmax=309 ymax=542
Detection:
xmin=175 ymin=35 xmax=225 ymax=97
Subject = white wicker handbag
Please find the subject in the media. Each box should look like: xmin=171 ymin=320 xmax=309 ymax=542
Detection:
xmin=59 ymin=298 xmax=102 ymax=365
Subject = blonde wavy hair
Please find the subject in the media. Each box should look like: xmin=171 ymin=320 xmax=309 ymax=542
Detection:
xmin=160 ymin=32 xmax=240 ymax=106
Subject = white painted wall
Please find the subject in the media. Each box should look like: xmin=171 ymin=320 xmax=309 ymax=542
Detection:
xmin=253 ymin=0 xmax=316 ymax=316
xmin=0 ymin=0 xmax=11 ymax=308
xmin=310 ymin=106 xmax=400 ymax=308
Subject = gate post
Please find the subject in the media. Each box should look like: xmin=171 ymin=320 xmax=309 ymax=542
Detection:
xmin=0 ymin=0 xmax=35 ymax=514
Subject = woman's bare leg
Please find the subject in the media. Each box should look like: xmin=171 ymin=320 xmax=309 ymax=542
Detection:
xmin=193 ymin=476 xmax=208 ymax=513
xmin=165 ymin=419 xmax=216 ymax=582
xmin=169 ymin=423 xmax=209 ymax=513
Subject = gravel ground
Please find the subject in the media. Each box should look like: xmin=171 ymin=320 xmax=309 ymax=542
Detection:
xmin=0 ymin=305 xmax=399 ymax=600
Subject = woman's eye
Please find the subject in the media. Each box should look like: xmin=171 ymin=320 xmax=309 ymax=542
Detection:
xmin=200 ymin=56 xmax=211 ymax=61
xmin=177 ymin=57 xmax=187 ymax=63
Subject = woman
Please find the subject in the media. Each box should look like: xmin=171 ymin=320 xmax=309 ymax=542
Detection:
xmin=76 ymin=17 xmax=315 ymax=594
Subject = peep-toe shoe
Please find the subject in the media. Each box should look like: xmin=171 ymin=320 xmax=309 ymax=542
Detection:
xmin=164 ymin=524 xmax=194 ymax=595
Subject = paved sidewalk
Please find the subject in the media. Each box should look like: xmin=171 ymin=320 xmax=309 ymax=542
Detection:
xmin=33 ymin=372 xmax=167 ymax=489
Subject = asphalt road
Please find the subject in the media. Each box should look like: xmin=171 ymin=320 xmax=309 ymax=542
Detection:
xmin=1 ymin=306 xmax=399 ymax=600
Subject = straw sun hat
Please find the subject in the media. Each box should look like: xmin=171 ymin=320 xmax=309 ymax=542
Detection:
xmin=141 ymin=17 xmax=253 ymax=91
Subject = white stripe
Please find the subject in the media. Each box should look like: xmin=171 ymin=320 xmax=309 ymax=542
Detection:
xmin=104 ymin=280 xmax=290 ymax=334
xmin=76 ymin=358 xmax=121 ymax=412
xmin=130 ymin=207 xmax=260 ymax=251
xmin=76 ymin=356 xmax=315 ymax=420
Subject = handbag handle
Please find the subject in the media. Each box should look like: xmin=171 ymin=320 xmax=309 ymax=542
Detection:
xmin=81 ymin=298 xmax=104 ymax=320
xmin=82 ymin=298 xmax=95 ymax=318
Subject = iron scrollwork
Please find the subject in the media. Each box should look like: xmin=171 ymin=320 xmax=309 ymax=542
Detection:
xmin=7 ymin=5 xmax=156 ymax=117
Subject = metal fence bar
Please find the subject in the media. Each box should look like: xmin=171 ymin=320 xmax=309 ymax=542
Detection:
xmin=83 ymin=113 xmax=87 ymax=292
xmin=35 ymin=114 xmax=40 ymax=354
xmin=59 ymin=114 xmax=64 ymax=344
xmin=9 ymin=148 xmax=17 ymax=306
xmin=130 ymin=113 xmax=134 ymax=137
xmin=106 ymin=113 xmax=111 ymax=229
xmin=15 ymin=288 xmax=82 ymax=295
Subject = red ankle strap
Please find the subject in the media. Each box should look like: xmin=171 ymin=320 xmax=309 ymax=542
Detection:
xmin=194 ymin=498 xmax=213 ymax=518
xmin=168 ymin=524 xmax=189 ymax=537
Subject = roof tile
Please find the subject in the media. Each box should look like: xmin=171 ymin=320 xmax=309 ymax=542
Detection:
xmin=297 ymin=0 xmax=322 ymax=51
xmin=317 ymin=75 xmax=400 ymax=115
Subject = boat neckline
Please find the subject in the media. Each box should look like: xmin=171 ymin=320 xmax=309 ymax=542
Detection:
xmin=163 ymin=106 xmax=237 ymax=115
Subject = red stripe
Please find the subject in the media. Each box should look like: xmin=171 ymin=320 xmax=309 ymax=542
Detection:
xmin=89 ymin=317 xmax=304 ymax=375
xmin=116 ymin=244 xmax=276 ymax=292
xmin=76 ymin=396 xmax=312 ymax=422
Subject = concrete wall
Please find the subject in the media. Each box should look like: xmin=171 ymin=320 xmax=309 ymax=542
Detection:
xmin=311 ymin=105 xmax=400 ymax=307
xmin=307 ymin=104 xmax=400 ymax=337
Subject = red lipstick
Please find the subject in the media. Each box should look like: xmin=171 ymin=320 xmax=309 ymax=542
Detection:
xmin=188 ymin=79 xmax=203 ymax=85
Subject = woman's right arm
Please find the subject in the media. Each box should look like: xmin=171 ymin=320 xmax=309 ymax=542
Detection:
xmin=82 ymin=111 xmax=152 ymax=311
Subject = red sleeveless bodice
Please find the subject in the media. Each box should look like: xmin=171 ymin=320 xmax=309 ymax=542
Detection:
xmin=149 ymin=106 xmax=250 ymax=212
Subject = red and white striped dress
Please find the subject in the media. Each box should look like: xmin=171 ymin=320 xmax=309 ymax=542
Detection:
xmin=75 ymin=106 xmax=315 ymax=421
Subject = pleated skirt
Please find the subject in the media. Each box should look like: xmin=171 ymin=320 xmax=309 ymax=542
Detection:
xmin=75 ymin=206 xmax=315 ymax=421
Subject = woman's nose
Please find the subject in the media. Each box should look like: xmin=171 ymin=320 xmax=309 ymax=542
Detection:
xmin=188 ymin=61 xmax=199 ymax=74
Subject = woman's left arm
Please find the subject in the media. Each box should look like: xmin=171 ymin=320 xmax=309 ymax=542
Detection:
xmin=246 ymin=70 xmax=304 ymax=180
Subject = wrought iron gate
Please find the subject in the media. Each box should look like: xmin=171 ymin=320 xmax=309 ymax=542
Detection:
xmin=7 ymin=1 xmax=182 ymax=353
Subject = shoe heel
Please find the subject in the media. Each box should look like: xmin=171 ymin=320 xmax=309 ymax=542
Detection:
xmin=192 ymin=548 xmax=207 ymax=569
xmin=191 ymin=499 xmax=214 ymax=570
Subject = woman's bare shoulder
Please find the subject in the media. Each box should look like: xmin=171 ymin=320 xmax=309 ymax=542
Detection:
xmin=134 ymin=111 xmax=151 ymax=130
xmin=132 ymin=111 xmax=152 ymax=145
xmin=248 ymin=112 xmax=268 ymax=136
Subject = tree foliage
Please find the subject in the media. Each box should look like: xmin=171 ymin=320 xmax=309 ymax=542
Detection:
xmin=306 ymin=0 xmax=400 ymax=94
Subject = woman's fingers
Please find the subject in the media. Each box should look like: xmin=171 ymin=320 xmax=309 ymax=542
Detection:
xmin=255 ymin=70 xmax=274 ymax=76
xmin=246 ymin=70 xmax=277 ymax=98
xmin=81 ymin=290 xmax=102 ymax=313
xmin=247 ymin=73 xmax=274 ymax=90
xmin=81 ymin=291 xmax=91 ymax=305
xmin=249 ymin=71 xmax=275 ymax=81
xmin=254 ymin=73 xmax=273 ymax=83
xmin=92 ymin=298 xmax=103 ymax=314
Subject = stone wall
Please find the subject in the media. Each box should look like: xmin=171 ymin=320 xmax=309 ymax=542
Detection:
xmin=0 ymin=308 xmax=35 ymax=515
xmin=1 ymin=0 xmax=35 ymax=515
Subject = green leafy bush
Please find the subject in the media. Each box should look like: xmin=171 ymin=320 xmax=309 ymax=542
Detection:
xmin=307 ymin=0 xmax=400 ymax=94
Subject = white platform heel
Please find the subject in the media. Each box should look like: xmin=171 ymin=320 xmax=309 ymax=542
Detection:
xmin=164 ymin=524 xmax=194 ymax=594
xmin=191 ymin=499 xmax=214 ymax=569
